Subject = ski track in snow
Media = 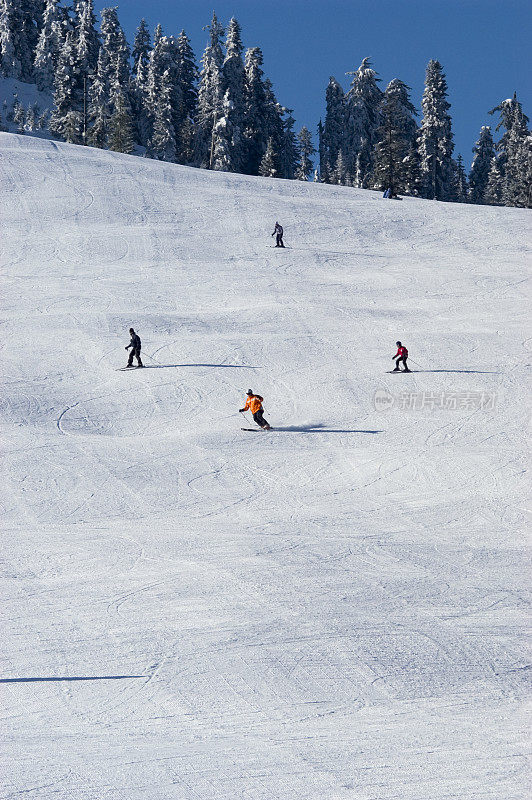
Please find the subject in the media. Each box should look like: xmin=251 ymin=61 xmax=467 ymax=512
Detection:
xmin=0 ymin=133 xmax=530 ymax=800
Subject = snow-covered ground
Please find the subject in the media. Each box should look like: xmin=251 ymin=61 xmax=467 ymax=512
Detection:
xmin=1 ymin=132 xmax=530 ymax=800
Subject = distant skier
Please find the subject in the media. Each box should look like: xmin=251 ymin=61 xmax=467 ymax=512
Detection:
xmin=392 ymin=341 xmax=410 ymax=372
xmin=125 ymin=327 xmax=143 ymax=368
xmin=272 ymin=221 xmax=285 ymax=248
xmin=383 ymin=188 xmax=391 ymax=198
xmin=239 ymin=390 xmax=271 ymax=429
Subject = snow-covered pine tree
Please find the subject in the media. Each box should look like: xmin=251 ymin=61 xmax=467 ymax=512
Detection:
xmin=144 ymin=25 xmax=164 ymax=127
xmin=468 ymin=125 xmax=495 ymax=204
xmin=130 ymin=50 xmax=149 ymax=146
xmin=372 ymin=78 xmax=417 ymax=194
xmin=279 ymin=109 xmax=299 ymax=179
xmin=0 ymin=0 xmax=22 ymax=78
xmin=511 ymin=133 xmax=532 ymax=208
xmin=331 ymin=149 xmax=347 ymax=185
xmin=344 ymin=58 xmax=382 ymax=187
xmin=37 ymin=108 xmax=48 ymax=128
xmin=50 ymin=30 xmax=84 ymax=143
xmin=25 ymin=102 xmax=36 ymax=131
xmin=322 ymin=77 xmax=345 ymax=182
xmin=220 ymin=17 xmax=245 ymax=171
xmin=258 ymin=136 xmax=279 ymax=177
xmin=501 ymin=102 xmax=531 ymax=207
xmin=417 ymin=59 xmax=455 ymax=200
xmin=148 ymin=67 xmax=176 ymax=161
xmin=174 ymin=30 xmax=197 ymax=163
xmin=75 ymin=0 xmax=99 ymax=81
xmin=484 ymin=157 xmax=504 ymax=205
xmin=100 ymin=6 xmax=131 ymax=118
xmin=33 ymin=0 xmax=62 ymax=90
xmin=20 ymin=0 xmax=44 ymax=79
xmin=108 ymin=82 xmax=134 ymax=153
xmin=489 ymin=93 xmax=529 ymax=178
xmin=132 ymin=18 xmax=150 ymax=78
xmin=295 ymin=125 xmax=316 ymax=180
xmin=402 ymin=141 xmax=422 ymax=196
xmin=13 ymin=99 xmax=25 ymax=131
xmin=194 ymin=12 xmax=224 ymax=168
xmin=317 ymin=119 xmax=328 ymax=181
xmin=212 ymin=88 xmax=233 ymax=170
xmin=242 ymin=46 xmax=269 ymax=174
xmin=263 ymin=77 xmax=287 ymax=172
xmin=451 ymin=154 xmax=468 ymax=202
xmin=87 ymin=46 xmax=109 ymax=147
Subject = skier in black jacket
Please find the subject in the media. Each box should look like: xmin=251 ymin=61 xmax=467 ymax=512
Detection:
xmin=125 ymin=328 xmax=143 ymax=367
xmin=272 ymin=221 xmax=285 ymax=248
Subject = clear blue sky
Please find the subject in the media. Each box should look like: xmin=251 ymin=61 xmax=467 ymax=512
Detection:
xmin=114 ymin=0 xmax=531 ymax=170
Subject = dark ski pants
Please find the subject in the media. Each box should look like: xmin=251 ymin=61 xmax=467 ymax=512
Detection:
xmin=128 ymin=347 xmax=143 ymax=367
xmin=394 ymin=357 xmax=408 ymax=371
xmin=253 ymin=410 xmax=270 ymax=428
xmin=275 ymin=234 xmax=285 ymax=248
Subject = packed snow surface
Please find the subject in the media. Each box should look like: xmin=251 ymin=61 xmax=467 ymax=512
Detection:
xmin=1 ymin=133 xmax=530 ymax=800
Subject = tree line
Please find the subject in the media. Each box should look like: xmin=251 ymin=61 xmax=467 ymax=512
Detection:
xmin=0 ymin=1 xmax=530 ymax=206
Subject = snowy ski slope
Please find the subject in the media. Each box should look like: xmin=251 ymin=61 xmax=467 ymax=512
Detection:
xmin=1 ymin=133 xmax=530 ymax=799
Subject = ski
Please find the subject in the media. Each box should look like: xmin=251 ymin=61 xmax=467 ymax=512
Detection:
xmin=116 ymin=366 xmax=144 ymax=371
xmin=241 ymin=428 xmax=271 ymax=432
xmin=387 ymin=370 xmax=413 ymax=374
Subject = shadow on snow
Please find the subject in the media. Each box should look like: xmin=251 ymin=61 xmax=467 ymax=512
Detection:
xmin=0 ymin=675 xmax=143 ymax=683
xmin=145 ymin=363 xmax=258 ymax=369
xmin=272 ymin=423 xmax=382 ymax=434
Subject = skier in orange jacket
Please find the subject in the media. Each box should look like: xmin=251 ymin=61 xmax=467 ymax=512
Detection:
xmin=239 ymin=390 xmax=271 ymax=429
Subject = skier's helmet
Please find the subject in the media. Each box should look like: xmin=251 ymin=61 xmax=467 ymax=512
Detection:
xmin=396 ymin=341 xmax=401 ymax=346
xmin=130 ymin=328 xmax=135 ymax=333
xmin=247 ymin=389 xmax=253 ymax=395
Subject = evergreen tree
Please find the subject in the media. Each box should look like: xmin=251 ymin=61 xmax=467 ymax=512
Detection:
xmin=322 ymin=76 xmax=345 ymax=182
xmin=344 ymin=58 xmax=382 ymax=186
xmin=148 ymin=67 xmax=176 ymax=161
xmin=331 ymin=149 xmax=347 ymax=185
xmin=13 ymin=99 xmax=25 ymax=131
xmin=108 ymin=83 xmax=134 ymax=153
xmin=469 ymin=125 xmax=495 ymax=204
xmin=242 ymin=46 xmax=269 ymax=174
xmin=451 ymin=154 xmax=468 ymax=202
xmin=174 ymin=30 xmax=197 ymax=163
xmin=211 ymin=88 xmax=233 ymax=170
xmin=372 ymin=78 xmax=417 ymax=194
xmin=279 ymin=109 xmax=299 ymax=179
xmin=258 ymin=136 xmax=279 ymax=177
xmin=502 ymin=103 xmax=531 ymax=207
xmin=20 ymin=0 xmax=44 ymax=79
xmin=0 ymin=0 xmax=22 ymax=78
xmin=403 ymin=141 xmax=422 ymax=196
xmin=75 ymin=0 xmax=99 ymax=80
xmin=87 ymin=46 xmax=109 ymax=147
xmin=50 ymin=30 xmax=84 ymax=143
xmin=220 ymin=17 xmax=245 ymax=171
xmin=25 ymin=102 xmax=37 ymax=131
xmin=484 ymin=156 xmax=504 ymax=205
xmin=489 ymin=93 xmax=529 ymax=174
xmin=417 ymin=59 xmax=455 ymax=200
xmin=132 ymin=18 xmax=150 ymax=77
xmin=194 ymin=12 xmax=224 ymax=168
xmin=100 ymin=6 xmax=130 ymax=116
xmin=295 ymin=125 xmax=315 ymax=180
xmin=33 ymin=0 xmax=62 ymax=91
